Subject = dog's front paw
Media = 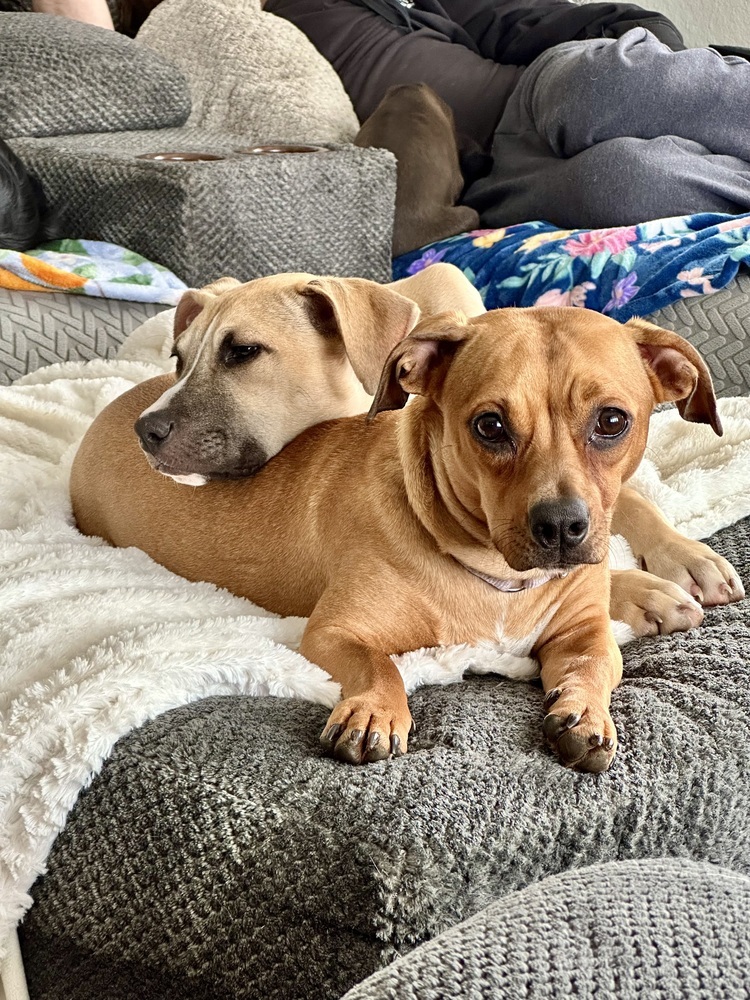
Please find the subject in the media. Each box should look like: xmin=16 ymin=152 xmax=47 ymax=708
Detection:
xmin=320 ymin=694 xmax=412 ymax=765
xmin=542 ymin=687 xmax=617 ymax=773
xmin=610 ymin=568 xmax=704 ymax=637
xmin=642 ymin=538 xmax=745 ymax=607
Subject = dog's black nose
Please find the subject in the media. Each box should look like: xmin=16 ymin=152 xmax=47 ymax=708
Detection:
xmin=529 ymin=498 xmax=590 ymax=551
xmin=135 ymin=412 xmax=174 ymax=450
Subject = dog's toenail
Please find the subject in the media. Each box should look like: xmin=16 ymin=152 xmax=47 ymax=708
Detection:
xmin=367 ymin=732 xmax=380 ymax=750
xmin=409 ymin=720 xmax=416 ymax=736
xmin=542 ymin=714 xmax=563 ymax=742
xmin=603 ymin=737 xmax=614 ymax=751
xmin=543 ymin=688 xmax=561 ymax=710
xmin=589 ymin=734 xmax=603 ymax=747
xmin=349 ymin=729 xmax=364 ymax=744
xmin=564 ymin=713 xmax=581 ymax=731
xmin=390 ymin=734 xmax=402 ymax=757
xmin=322 ymin=723 xmax=343 ymax=745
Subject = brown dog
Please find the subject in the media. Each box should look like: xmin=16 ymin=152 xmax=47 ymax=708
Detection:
xmin=127 ymin=274 xmax=742 ymax=626
xmin=71 ymin=307 xmax=741 ymax=772
xmin=355 ymin=83 xmax=480 ymax=257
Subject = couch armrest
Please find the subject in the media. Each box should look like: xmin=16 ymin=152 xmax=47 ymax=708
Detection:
xmin=11 ymin=129 xmax=396 ymax=286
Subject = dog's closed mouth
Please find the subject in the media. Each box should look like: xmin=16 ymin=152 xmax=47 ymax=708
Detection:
xmin=140 ymin=445 xmax=264 ymax=484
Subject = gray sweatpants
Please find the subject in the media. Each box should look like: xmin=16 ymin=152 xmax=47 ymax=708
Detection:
xmin=464 ymin=28 xmax=750 ymax=228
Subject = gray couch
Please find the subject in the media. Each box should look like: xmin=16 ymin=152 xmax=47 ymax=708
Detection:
xmin=17 ymin=512 xmax=750 ymax=999
xmin=0 ymin=9 xmax=395 ymax=385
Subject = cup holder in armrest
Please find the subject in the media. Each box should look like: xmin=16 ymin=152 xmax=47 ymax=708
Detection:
xmin=235 ymin=144 xmax=325 ymax=154
xmin=136 ymin=152 xmax=228 ymax=162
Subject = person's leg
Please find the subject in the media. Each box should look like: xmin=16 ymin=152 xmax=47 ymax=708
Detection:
xmin=526 ymin=28 xmax=750 ymax=162
xmin=465 ymin=133 xmax=750 ymax=230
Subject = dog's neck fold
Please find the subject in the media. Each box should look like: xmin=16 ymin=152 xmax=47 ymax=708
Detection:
xmin=396 ymin=400 xmax=560 ymax=588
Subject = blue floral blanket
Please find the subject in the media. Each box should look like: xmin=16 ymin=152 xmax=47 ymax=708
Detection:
xmin=393 ymin=213 xmax=750 ymax=320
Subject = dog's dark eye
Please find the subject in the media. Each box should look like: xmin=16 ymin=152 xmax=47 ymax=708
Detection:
xmin=224 ymin=343 xmax=263 ymax=367
xmin=472 ymin=411 xmax=507 ymax=444
xmin=593 ymin=407 xmax=630 ymax=440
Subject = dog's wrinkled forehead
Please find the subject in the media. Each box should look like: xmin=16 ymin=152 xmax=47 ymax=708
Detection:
xmin=177 ymin=290 xmax=254 ymax=360
xmin=449 ymin=309 xmax=648 ymax=412
xmin=175 ymin=275 xmax=317 ymax=366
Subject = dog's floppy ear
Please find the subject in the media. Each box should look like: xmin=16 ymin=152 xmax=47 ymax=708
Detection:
xmin=173 ymin=277 xmax=242 ymax=340
xmin=368 ymin=312 xmax=470 ymax=419
xmin=626 ymin=318 xmax=722 ymax=436
xmin=300 ymin=277 xmax=420 ymax=394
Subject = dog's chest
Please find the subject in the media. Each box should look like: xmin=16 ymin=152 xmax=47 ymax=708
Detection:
xmin=438 ymin=580 xmax=560 ymax=651
xmin=394 ymin=599 xmax=555 ymax=687
xmin=393 ymin=579 xmax=563 ymax=688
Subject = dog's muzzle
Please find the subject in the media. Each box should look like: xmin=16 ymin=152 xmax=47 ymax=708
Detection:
xmin=134 ymin=409 xmax=268 ymax=482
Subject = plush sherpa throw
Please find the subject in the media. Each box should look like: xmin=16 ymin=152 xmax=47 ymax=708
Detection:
xmin=137 ymin=0 xmax=360 ymax=144
xmin=2 ymin=310 xmax=750 ymax=971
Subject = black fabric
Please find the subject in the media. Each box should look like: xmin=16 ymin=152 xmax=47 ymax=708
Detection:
xmin=0 ymin=138 xmax=61 ymax=251
xmin=266 ymin=0 xmax=521 ymax=149
xmin=348 ymin=0 xmax=484 ymax=52
xmin=711 ymin=44 xmax=750 ymax=62
xmin=266 ymin=0 xmax=684 ymax=150
xmin=438 ymin=0 xmax=685 ymax=62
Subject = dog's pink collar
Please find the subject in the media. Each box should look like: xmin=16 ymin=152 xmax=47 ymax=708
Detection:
xmin=458 ymin=560 xmax=566 ymax=594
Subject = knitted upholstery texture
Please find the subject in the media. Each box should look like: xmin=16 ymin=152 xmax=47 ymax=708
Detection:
xmin=137 ymin=0 xmax=359 ymax=144
xmin=10 ymin=131 xmax=396 ymax=286
xmin=0 ymin=289 xmax=166 ymax=384
xmin=0 ymin=15 xmax=190 ymax=137
xmin=645 ymin=269 xmax=750 ymax=398
xmin=344 ymin=859 xmax=750 ymax=1000
xmin=19 ymin=514 xmax=750 ymax=999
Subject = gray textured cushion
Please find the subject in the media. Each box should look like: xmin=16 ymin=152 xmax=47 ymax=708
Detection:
xmin=0 ymin=14 xmax=190 ymax=138
xmin=344 ymin=859 xmax=750 ymax=1000
xmin=18 ymin=515 xmax=750 ymax=1000
xmin=10 ymin=130 xmax=396 ymax=286
xmin=0 ymin=288 xmax=166 ymax=385
xmin=137 ymin=0 xmax=359 ymax=144
xmin=645 ymin=268 xmax=750 ymax=398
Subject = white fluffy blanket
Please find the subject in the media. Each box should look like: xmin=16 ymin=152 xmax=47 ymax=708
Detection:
xmin=2 ymin=311 xmax=750 ymax=973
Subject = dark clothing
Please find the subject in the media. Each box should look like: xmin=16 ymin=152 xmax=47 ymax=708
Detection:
xmin=266 ymin=0 xmax=520 ymax=150
xmin=463 ymin=30 xmax=750 ymax=228
xmin=265 ymin=0 xmax=684 ymax=149
xmin=265 ymin=3 xmax=750 ymax=231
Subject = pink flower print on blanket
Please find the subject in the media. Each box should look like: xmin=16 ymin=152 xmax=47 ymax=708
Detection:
xmin=678 ymin=267 xmax=719 ymax=297
xmin=564 ymin=227 xmax=639 ymax=258
xmin=535 ymin=282 xmax=596 ymax=309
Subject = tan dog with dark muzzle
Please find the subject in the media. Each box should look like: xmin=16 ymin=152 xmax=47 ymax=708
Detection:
xmin=131 ymin=264 xmax=483 ymax=485
xmin=71 ymin=307 xmax=743 ymax=772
